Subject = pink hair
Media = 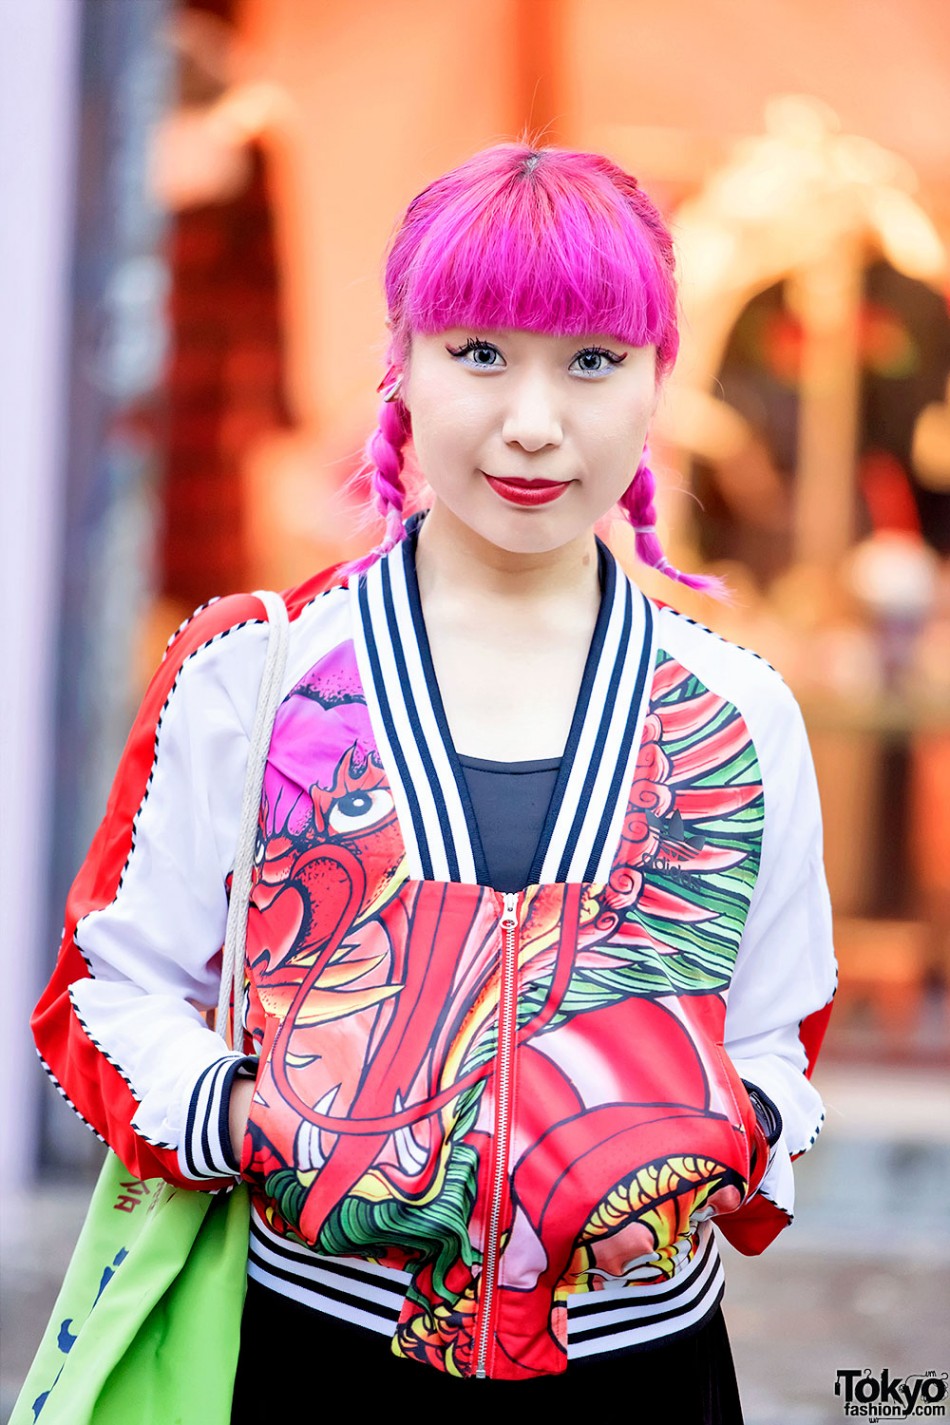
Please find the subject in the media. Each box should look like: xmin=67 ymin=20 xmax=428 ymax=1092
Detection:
xmin=345 ymin=143 xmax=718 ymax=593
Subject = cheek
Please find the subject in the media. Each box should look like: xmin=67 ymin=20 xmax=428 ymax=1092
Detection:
xmin=577 ymin=431 xmax=649 ymax=514
xmin=409 ymin=393 xmax=486 ymax=476
xmin=586 ymin=420 xmax=649 ymax=485
xmin=408 ymin=408 xmax=450 ymax=480
xmin=575 ymin=383 xmax=653 ymax=463
xmin=621 ymin=397 xmax=654 ymax=460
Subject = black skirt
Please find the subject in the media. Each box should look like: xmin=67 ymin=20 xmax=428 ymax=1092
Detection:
xmin=231 ymin=1277 xmax=744 ymax=1423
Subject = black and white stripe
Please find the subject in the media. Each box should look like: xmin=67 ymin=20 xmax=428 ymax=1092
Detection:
xmin=349 ymin=516 xmax=655 ymax=888
xmin=533 ymin=552 xmax=654 ymax=884
xmin=181 ymin=1053 xmax=256 ymax=1180
xmin=249 ymin=1214 xmax=412 ymax=1335
xmin=567 ymin=1223 xmax=724 ymax=1356
xmin=352 ymin=541 xmax=477 ymax=881
xmin=247 ymin=1214 xmax=724 ymax=1358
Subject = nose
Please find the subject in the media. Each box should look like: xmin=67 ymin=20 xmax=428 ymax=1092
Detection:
xmin=501 ymin=370 xmax=563 ymax=453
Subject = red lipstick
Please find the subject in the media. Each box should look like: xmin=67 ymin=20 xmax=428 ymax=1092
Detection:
xmin=483 ymin=473 xmax=571 ymax=507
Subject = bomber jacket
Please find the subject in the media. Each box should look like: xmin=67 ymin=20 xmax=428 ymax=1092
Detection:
xmin=34 ymin=513 xmax=837 ymax=1380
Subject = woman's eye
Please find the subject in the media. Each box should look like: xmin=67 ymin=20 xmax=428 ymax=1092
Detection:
xmin=570 ymin=347 xmax=626 ymax=376
xmin=447 ymin=338 xmax=505 ymax=369
xmin=328 ymin=789 xmax=394 ymax=835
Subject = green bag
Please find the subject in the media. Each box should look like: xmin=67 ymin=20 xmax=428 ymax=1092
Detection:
xmin=12 ymin=590 xmax=290 ymax=1424
xmin=9 ymin=1159 xmax=249 ymax=1425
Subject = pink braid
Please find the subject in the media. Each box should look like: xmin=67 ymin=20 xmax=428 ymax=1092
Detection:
xmin=341 ymin=379 xmax=412 ymax=577
xmin=619 ymin=445 xmax=727 ymax=597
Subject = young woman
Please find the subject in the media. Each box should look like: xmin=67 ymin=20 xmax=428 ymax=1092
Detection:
xmin=34 ymin=144 xmax=836 ymax=1422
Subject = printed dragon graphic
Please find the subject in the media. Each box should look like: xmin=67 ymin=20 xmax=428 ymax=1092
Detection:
xmin=240 ymin=644 xmax=764 ymax=1377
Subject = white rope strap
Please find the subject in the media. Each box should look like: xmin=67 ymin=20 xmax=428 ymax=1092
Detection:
xmin=215 ymin=590 xmax=290 ymax=1045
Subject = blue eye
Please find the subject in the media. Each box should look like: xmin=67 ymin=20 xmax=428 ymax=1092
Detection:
xmin=570 ymin=347 xmax=627 ymax=376
xmin=447 ymin=337 xmax=505 ymax=369
xmin=445 ymin=338 xmax=627 ymax=376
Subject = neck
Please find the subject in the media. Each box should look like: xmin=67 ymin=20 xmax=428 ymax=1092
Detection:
xmin=413 ymin=500 xmax=602 ymax=631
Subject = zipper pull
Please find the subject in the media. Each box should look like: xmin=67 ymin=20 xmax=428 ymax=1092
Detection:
xmin=500 ymin=891 xmax=518 ymax=928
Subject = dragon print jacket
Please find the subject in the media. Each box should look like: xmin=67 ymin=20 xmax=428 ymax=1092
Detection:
xmin=34 ymin=515 xmax=837 ymax=1380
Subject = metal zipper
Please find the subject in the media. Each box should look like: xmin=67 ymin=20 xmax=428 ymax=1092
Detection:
xmin=474 ymin=889 xmax=519 ymax=1379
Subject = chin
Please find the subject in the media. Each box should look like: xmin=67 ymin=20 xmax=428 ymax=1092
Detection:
xmin=475 ymin=510 xmax=590 ymax=557
xmin=428 ymin=490 xmax=595 ymax=557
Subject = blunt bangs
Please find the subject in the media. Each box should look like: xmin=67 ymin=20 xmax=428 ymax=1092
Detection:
xmin=385 ymin=147 xmax=679 ymax=373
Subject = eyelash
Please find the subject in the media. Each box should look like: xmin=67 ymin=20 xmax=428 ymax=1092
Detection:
xmin=446 ymin=337 xmax=626 ymax=374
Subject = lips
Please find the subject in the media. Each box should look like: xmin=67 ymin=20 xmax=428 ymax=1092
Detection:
xmin=482 ymin=472 xmax=572 ymax=507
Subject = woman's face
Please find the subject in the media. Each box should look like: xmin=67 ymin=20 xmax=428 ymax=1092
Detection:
xmin=400 ymin=328 xmax=659 ymax=555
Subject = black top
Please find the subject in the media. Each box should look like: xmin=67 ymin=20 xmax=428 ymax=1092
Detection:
xmin=457 ymin=754 xmax=562 ymax=892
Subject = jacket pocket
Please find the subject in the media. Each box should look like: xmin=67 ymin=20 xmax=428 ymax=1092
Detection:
xmin=237 ymin=1028 xmax=305 ymax=1194
xmin=238 ymin=1061 xmax=272 ymax=1184
xmin=711 ymin=1042 xmax=756 ymax=1194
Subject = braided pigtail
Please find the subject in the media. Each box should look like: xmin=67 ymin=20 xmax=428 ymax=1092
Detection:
xmin=619 ymin=445 xmax=727 ymax=597
xmin=342 ymin=370 xmax=412 ymax=576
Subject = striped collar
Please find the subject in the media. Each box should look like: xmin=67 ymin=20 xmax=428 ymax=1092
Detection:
xmin=349 ymin=513 xmax=655 ymax=887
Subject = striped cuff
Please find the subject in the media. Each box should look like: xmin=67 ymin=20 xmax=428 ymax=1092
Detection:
xmin=741 ymin=1079 xmax=784 ymax=1147
xmin=181 ymin=1054 xmax=257 ymax=1181
xmin=741 ymin=1078 xmax=784 ymax=1198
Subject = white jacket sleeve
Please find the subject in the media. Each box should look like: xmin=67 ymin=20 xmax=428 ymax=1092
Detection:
xmin=34 ymin=599 xmax=272 ymax=1187
xmin=723 ymin=681 xmax=837 ymax=1226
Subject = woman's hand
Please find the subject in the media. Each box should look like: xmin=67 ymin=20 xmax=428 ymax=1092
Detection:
xmin=228 ymin=1076 xmax=256 ymax=1165
xmin=706 ymin=1184 xmax=742 ymax=1216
